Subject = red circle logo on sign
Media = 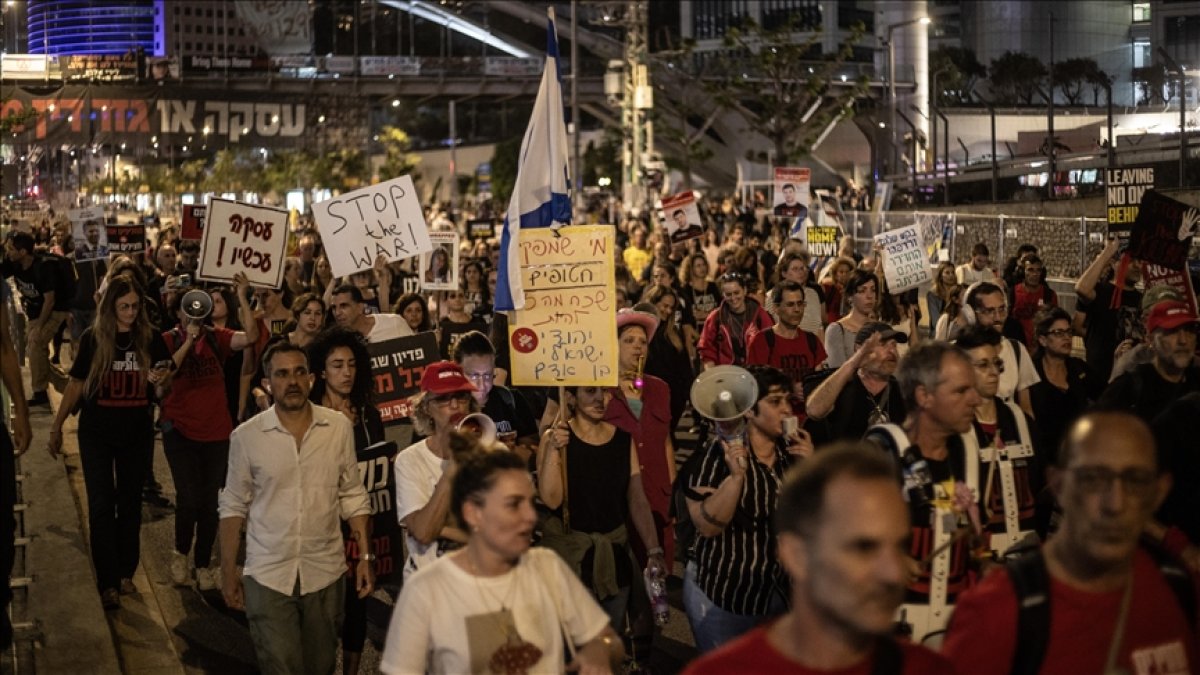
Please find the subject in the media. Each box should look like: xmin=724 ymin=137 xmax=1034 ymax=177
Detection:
xmin=511 ymin=328 xmax=538 ymax=354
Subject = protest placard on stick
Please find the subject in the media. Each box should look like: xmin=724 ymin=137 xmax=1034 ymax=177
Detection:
xmin=181 ymin=204 xmax=206 ymax=241
xmin=508 ymin=226 xmax=617 ymax=387
xmin=312 ymin=175 xmax=433 ymax=279
xmin=69 ymin=206 xmax=107 ymax=260
xmin=197 ymin=198 xmax=288 ymax=289
xmin=106 ymin=223 xmax=145 ymax=255
xmin=875 ymin=224 xmax=932 ymax=293
xmin=367 ymin=331 xmax=440 ymax=426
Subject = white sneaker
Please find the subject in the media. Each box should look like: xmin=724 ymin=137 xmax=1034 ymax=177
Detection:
xmin=195 ymin=567 xmax=218 ymax=591
xmin=169 ymin=551 xmax=191 ymax=586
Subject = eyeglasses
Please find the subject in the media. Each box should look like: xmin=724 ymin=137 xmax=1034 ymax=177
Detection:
xmin=972 ymin=358 xmax=1005 ymax=373
xmin=778 ymin=300 xmax=806 ymax=308
xmin=429 ymin=391 xmax=472 ymax=408
xmin=1070 ymin=466 xmax=1157 ymax=498
xmin=465 ymin=372 xmax=494 ymax=383
xmin=1043 ymin=329 xmax=1072 ymax=339
xmin=116 ymin=301 xmax=141 ymax=312
xmin=719 ymin=272 xmax=743 ymax=283
xmin=977 ymin=304 xmax=1008 ymax=317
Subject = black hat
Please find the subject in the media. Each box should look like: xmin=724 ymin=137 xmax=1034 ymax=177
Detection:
xmin=855 ymin=321 xmax=910 ymax=347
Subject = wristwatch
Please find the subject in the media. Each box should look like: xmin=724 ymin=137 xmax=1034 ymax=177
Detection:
xmin=359 ymin=553 xmax=377 ymax=562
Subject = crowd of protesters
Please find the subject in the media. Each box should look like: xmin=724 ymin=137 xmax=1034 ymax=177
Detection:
xmin=2 ymin=191 xmax=1199 ymax=675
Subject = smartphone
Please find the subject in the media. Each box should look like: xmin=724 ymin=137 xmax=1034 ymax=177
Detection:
xmin=782 ymin=416 xmax=799 ymax=438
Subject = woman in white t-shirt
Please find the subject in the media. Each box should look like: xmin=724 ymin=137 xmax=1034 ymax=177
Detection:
xmin=381 ymin=436 xmax=622 ymax=674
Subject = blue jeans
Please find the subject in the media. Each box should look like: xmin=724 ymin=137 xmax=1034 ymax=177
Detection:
xmin=683 ymin=562 xmax=785 ymax=653
xmin=244 ymin=575 xmax=345 ymax=675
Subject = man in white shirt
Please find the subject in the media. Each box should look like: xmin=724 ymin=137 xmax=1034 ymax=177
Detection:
xmin=218 ymin=342 xmax=373 ymax=675
xmin=395 ymin=360 xmax=480 ymax=579
xmin=329 ymin=283 xmax=414 ymax=343
xmin=956 ymin=243 xmax=999 ymax=286
xmin=964 ymin=282 xmax=1040 ymax=417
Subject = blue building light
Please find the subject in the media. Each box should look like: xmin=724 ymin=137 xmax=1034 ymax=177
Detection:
xmin=28 ymin=0 xmax=162 ymax=56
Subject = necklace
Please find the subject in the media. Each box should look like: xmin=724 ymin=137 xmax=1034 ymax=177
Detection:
xmin=467 ymin=553 xmax=543 ymax=674
xmin=866 ymin=383 xmax=891 ymax=426
xmin=115 ymin=332 xmax=133 ymax=352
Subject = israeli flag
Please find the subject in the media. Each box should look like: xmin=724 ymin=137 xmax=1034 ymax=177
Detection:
xmin=494 ymin=10 xmax=571 ymax=312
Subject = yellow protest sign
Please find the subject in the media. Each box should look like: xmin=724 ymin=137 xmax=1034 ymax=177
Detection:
xmin=508 ymin=226 xmax=617 ymax=386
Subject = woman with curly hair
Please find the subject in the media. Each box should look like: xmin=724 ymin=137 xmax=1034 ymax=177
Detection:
xmin=306 ymin=327 xmax=385 ymax=675
xmin=393 ymin=292 xmax=433 ymax=334
xmin=48 ymin=275 xmax=172 ymax=610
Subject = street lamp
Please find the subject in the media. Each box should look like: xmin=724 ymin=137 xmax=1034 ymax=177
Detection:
xmin=885 ymin=16 xmax=931 ymax=177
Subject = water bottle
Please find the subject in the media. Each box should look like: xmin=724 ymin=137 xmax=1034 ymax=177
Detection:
xmin=644 ymin=567 xmax=669 ymax=626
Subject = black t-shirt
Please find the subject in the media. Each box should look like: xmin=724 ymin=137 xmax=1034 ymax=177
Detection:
xmin=1078 ymin=281 xmax=1143 ymax=382
xmin=810 ymin=376 xmax=907 ymax=446
xmin=1 ymin=258 xmax=55 ymax=317
xmin=1154 ymin=392 xmax=1200 ymax=542
xmin=481 ymin=386 xmax=538 ymax=441
xmin=680 ymin=282 xmax=720 ymax=328
xmin=69 ymin=328 xmax=171 ymax=434
xmin=1098 ymin=362 xmax=1200 ymax=424
xmin=438 ymin=316 xmax=488 ymax=360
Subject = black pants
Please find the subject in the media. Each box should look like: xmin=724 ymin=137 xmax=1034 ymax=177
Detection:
xmin=162 ymin=428 xmax=228 ymax=567
xmin=342 ymin=574 xmax=367 ymax=652
xmin=78 ymin=424 xmax=152 ymax=591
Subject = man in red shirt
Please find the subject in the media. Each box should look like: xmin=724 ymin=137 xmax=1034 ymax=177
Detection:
xmin=747 ymin=280 xmax=827 ymax=419
xmin=685 ymin=442 xmax=953 ymax=675
xmin=1010 ymin=255 xmax=1057 ymax=348
xmin=942 ymin=412 xmax=1198 ymax=674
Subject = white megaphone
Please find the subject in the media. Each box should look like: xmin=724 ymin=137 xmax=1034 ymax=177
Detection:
xmin=180 ymin=289 xmax=213 ymax=321
xmin=691 ymin=366 xmax=759 ymax=469
xmin=690 ymin=366 xmax=759 ymax=422
xmin=455 ymin=412 xmax=497 ymax=447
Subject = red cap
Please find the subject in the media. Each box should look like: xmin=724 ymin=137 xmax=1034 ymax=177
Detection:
xmin=419 ymin=361 xmax=477 ymax=395
xmin=1145 ymin=300 xmax=1200 ymax=334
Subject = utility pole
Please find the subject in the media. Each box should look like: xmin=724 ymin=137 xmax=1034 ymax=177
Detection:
xmin=1159 ymin=46 xmax=1187 ymax=187
xmin=1047 ymin=12 xmax=1056 ymax=200
xmin=613 ymin=1 xmax=651 ymax=214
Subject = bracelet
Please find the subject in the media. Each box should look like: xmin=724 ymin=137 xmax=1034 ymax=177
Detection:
xmin=699 ymin=498 xmax=728 ymax=529
xmin=646 ymin=547 xmax=664 ymax=557
xmin=358 ymin=553 xmax=376 ymax=562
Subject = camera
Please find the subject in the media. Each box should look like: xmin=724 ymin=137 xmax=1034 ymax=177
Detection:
xmin=166 ymin=274 xmax=192 ymax=291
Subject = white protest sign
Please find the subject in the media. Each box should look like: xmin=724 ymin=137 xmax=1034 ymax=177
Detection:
xmin=420 ymin=231 xmax=460 ymax=291
xmin=312 ymin=175 xmax=433 ymax=279
xmin=69 ymin=206 xmax=108 ymax=260
xmin=197 ymin=198 xmax=288 ymax=289
xmin=874 ymin=224 xmax=932 ymax=293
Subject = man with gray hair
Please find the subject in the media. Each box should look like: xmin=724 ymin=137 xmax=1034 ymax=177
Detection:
xmin=864 ymin=341 xmax=982 ymax=645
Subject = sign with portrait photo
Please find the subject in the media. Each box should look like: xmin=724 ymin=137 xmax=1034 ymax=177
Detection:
xmin=660 ymin=191 xmax=705 ymax=244
xmin=420 ymin=231 xmax=459 ymax=291
xmin=773 ymin=167 xmax=811 ymax=219
xmin=69 ymin=206 xmax=108 ymax=260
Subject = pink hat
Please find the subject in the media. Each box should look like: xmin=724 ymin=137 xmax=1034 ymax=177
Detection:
xmin=616 ymin=308 xmax=659 ymax=342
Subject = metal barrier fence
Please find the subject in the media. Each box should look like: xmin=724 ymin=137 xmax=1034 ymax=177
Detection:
xmin=836 ymin=210 xmax=1110 ymax=279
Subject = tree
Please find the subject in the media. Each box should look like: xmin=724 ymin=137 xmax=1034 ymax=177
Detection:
xmin=1132 ymin=64 xmax=1169 ymax=105
xmin=376 ymin=125 xmax=421 ymax=182
xmin=929 ymin=46 xmax=986 ymax=106
xmin=1054 ymin=57 xmax=1104 ymax=105
xmin=711 ymin=16 xmax=869 ymax=165
xmin=649 ymin=40 xmax=718 ymax=189
xmin=582 ymin=128 xmax=621 ymax=187
xmin=1086 ymin=68 xmax=1114 ymax=107
xmin=988 ymin=51 xmax=1047 ymax=105
xmin=489 ymin=136 xmax=522 ymax=206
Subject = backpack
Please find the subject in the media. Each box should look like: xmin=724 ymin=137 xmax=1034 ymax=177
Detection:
xmin=1004 ymin=542 xmax=1196 ymax=675
xmin=39 ymin=252 xmax=77 ymax=303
